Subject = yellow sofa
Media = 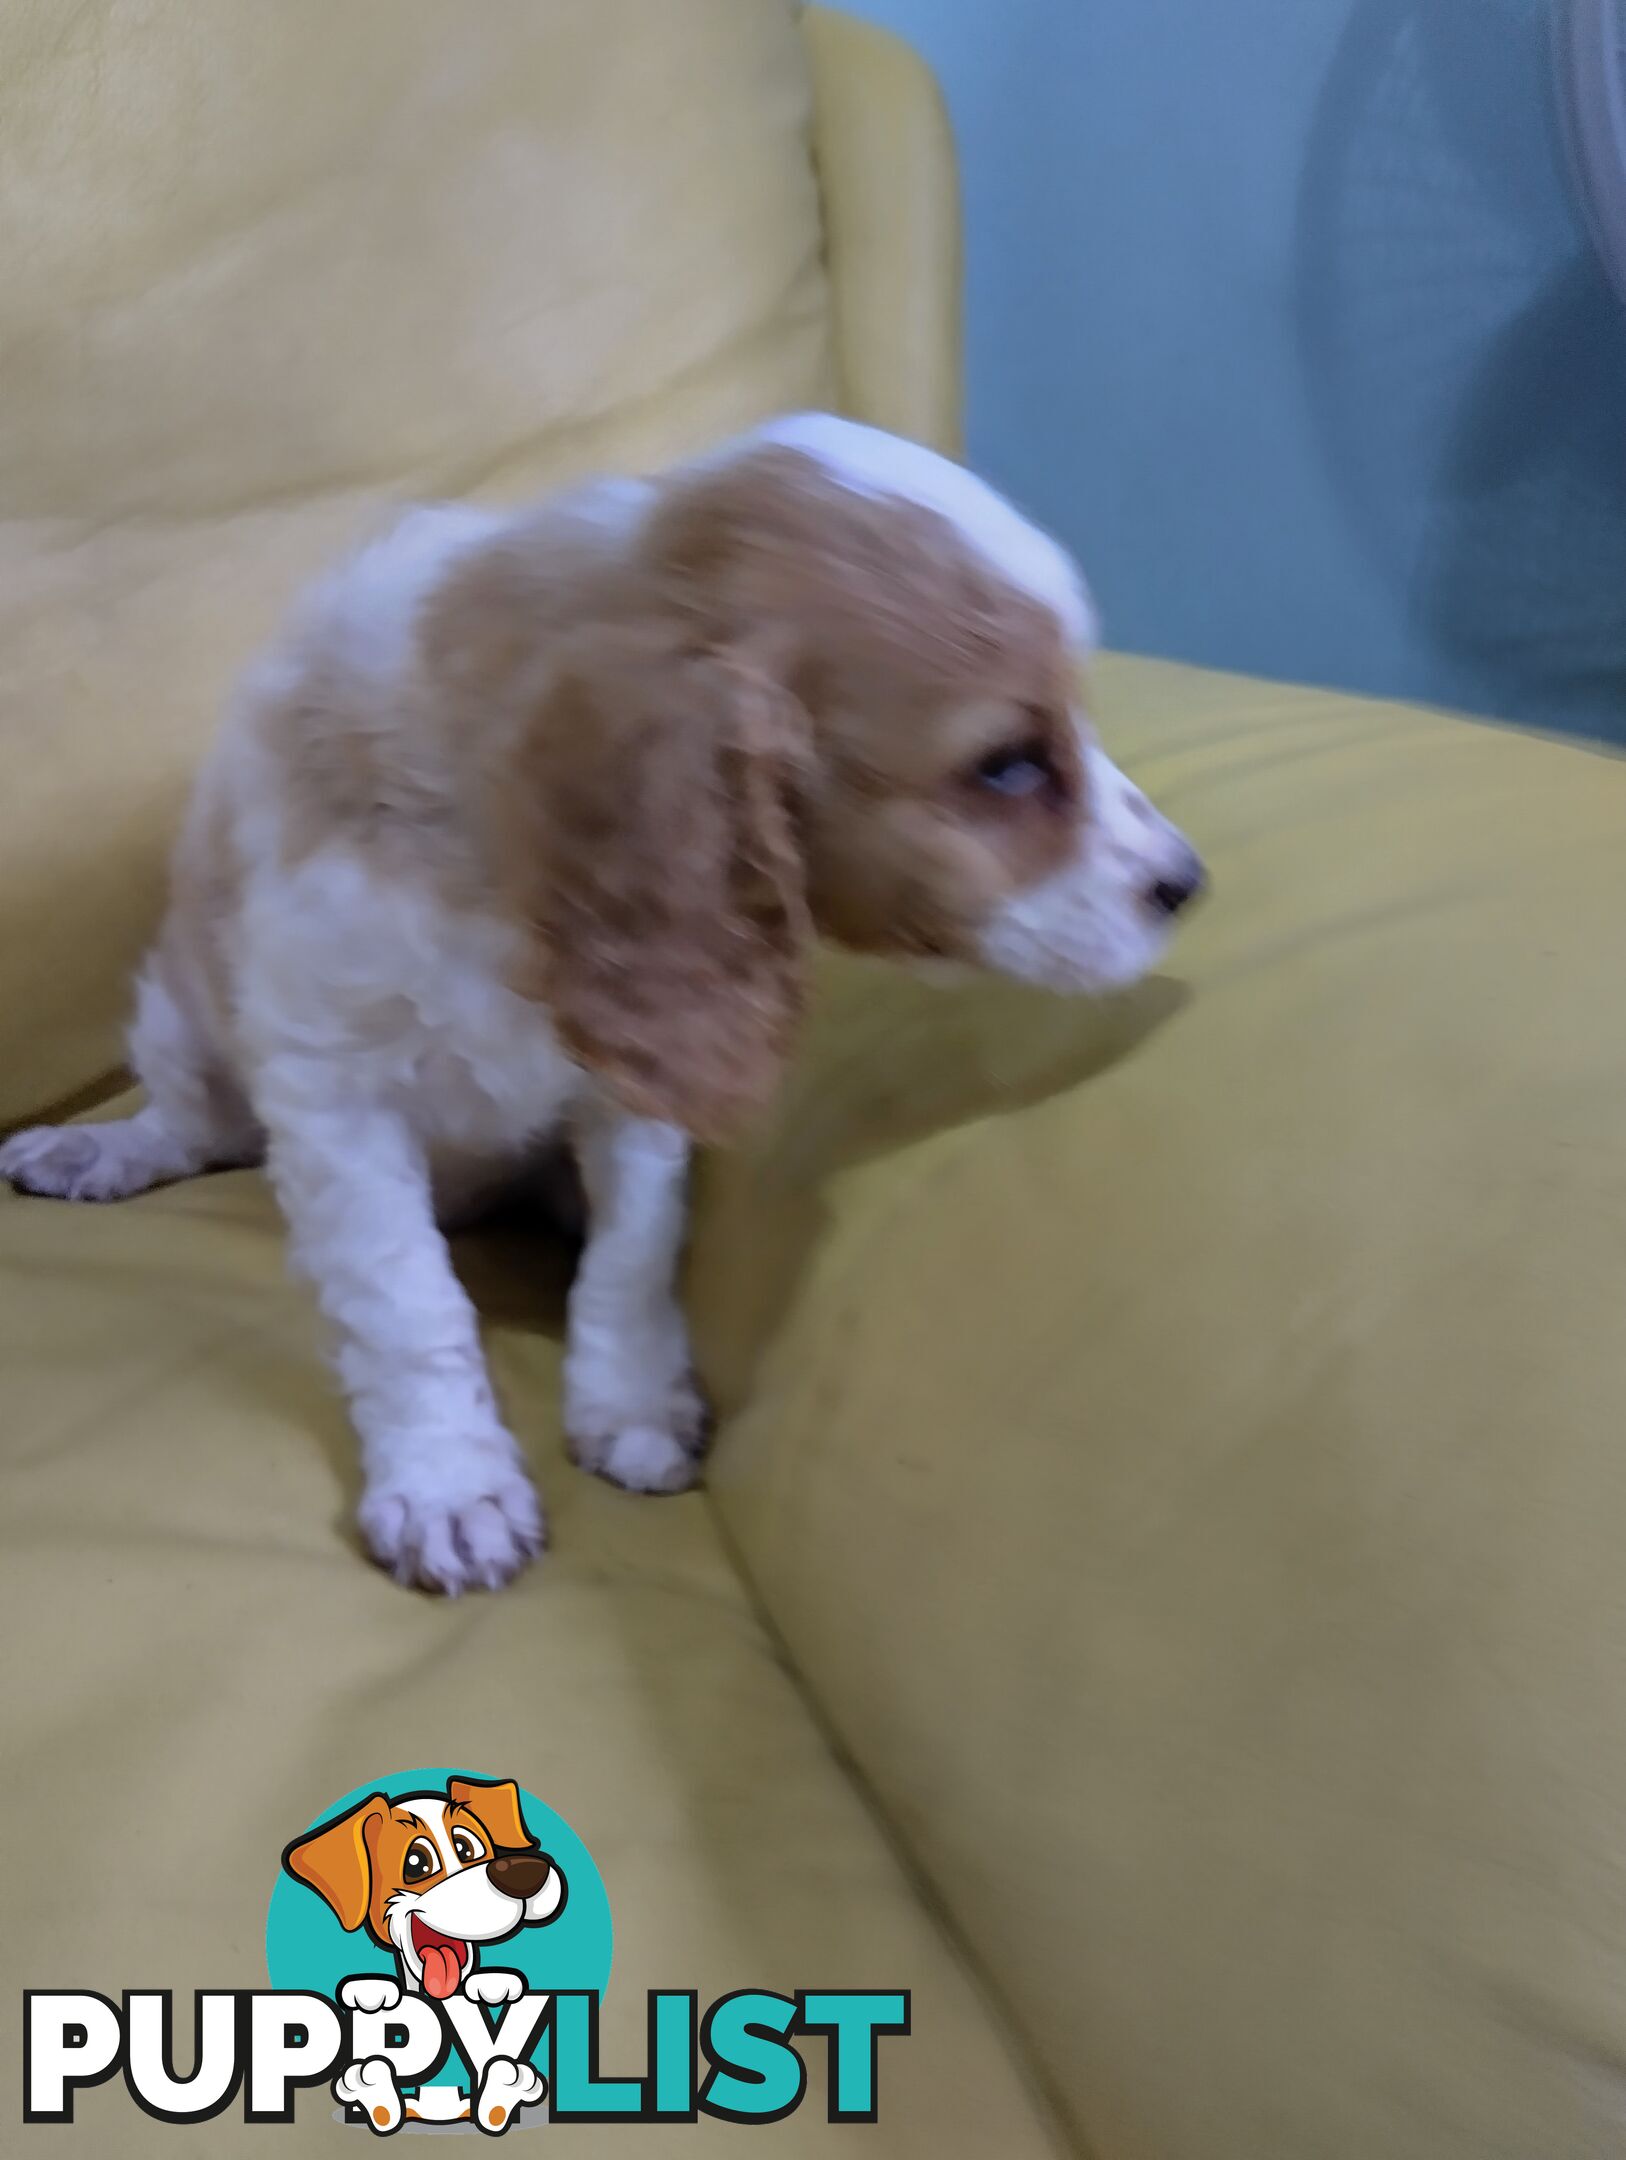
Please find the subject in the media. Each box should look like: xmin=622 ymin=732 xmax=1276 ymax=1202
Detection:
xmin=6 ymin=6 xmax=1626 ymax=2157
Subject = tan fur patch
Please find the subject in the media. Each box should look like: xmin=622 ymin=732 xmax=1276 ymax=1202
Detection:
xmin=640 ymin=449 xmax=1089 ymax=960
xmin=495 ymin=615 xmax=814 ymax=1144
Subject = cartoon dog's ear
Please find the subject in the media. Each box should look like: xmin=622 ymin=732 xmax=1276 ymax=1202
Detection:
xmin=448 ymin=1776 xmax=537 ymax=1854
xmin=282 ymin=1794 xmax=387 ymax=1932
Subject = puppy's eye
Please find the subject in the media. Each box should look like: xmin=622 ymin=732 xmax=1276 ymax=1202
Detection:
xmin=450 ymin=1829 xmax=486 ymax=1866
xmin=402 ymin=1839 xmax=439 ymax=1884
xmin=972 ymin=739 xmax=1057 ymax=798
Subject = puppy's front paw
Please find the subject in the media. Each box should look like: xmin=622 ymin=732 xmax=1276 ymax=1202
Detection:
xmin=1 ymin=1126 xmax=123 ymax=1201
xmin=463 ymin=1969 xmax=526 ymax=2007
xmin=568 ymin=1422 xmax=703 ymax=1495
xmin=564 ymin=1316 xmax=709 ymax=1496
xmin=359 ymin=1443 xmax=546 ymax=1595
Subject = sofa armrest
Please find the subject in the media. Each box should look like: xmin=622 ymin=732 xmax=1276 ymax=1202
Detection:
xmin=803 ymin=8 xmax=964 ymax=454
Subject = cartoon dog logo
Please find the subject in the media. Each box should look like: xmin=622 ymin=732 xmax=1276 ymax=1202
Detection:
xmin=283 ymin=1776 xmax=567 ymax=2129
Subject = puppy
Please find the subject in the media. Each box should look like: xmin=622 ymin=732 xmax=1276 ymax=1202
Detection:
xmin=0 ymin=414 xmax=1204 ymax=1593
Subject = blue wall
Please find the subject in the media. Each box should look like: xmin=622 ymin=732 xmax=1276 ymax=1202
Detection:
xmin=842 ymin=0 xmax=1626 ymax=739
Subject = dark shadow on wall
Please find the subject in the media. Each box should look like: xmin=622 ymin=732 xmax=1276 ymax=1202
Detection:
xmin=1295 ymin=0 xmax=1626 ymax=741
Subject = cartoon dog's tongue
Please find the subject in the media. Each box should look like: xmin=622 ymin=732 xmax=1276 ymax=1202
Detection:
xmin=411 ymin=1917 xmax=468 ymax=2001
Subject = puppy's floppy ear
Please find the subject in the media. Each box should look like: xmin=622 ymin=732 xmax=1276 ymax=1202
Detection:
xmin=282 ymin=1794 xmax=387 ymax=1934
xmin=505 ymin=620 xmax=814 ymax=1142
xmin=448 ymin=1776 xmax=537 ymax=1854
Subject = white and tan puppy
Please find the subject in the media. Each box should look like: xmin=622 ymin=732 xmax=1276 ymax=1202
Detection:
xmin=1 ymin=415 xmax=1204 ymax=1593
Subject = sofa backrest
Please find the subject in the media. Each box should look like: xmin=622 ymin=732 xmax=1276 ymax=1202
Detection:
xmin=0 ymin=0 xmax=833 ymax=1123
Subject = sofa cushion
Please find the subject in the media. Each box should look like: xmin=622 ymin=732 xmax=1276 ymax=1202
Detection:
xmin=690 ymin=657 xmax=1626 ymax=2160
xmin=0 ymin=1146 xmax=1061 ymax=2154
xmin=0 ymin=0 xmax=832 ymax=1124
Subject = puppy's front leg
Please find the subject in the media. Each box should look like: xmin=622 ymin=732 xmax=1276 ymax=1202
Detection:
xmin=564 ymin=1110 xmax=706 ymax=1495
xmin=262 ymin=1092 xmax=544 ymax=1592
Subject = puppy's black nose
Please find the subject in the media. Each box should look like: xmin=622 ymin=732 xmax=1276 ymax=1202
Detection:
xmin=488 ymin=1852 xmax=552 ymax=1902
xmin=1147 ymin=852 xmax=1207 ymax=919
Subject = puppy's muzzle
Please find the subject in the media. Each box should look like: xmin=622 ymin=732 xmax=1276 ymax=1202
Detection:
xmin=1146 ymin=844 xmax=1207 ymax=920
xmin=488 ymin=1852 xmax=552 ymax=1901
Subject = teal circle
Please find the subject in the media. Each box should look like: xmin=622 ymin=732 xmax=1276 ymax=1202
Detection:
xmin=266 ymin=1767 xmax=611 ymax=2094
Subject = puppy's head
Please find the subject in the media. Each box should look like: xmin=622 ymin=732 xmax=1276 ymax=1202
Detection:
xmin=282 ymin=1778 xmax=566 ymax=2000
xmin=505 ymin=423 xmax=1202 ymax=1141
